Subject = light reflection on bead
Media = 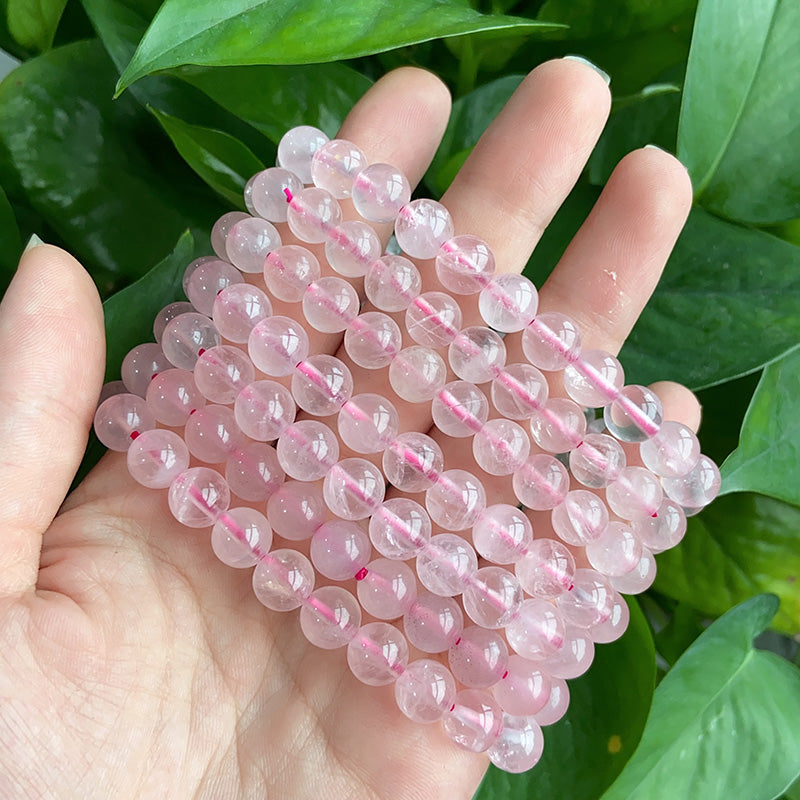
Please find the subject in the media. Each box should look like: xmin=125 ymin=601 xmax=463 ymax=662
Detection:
xmin=184 ymin=404 xmax=242 ymax=463
xmin=425 ymin=470 xmax=487 ymax=531
xmin=394 ymin=659 xmax=457 ymax=724
xmin=431 ymin=381 xmax=489 ymax=438
xmin=162 ymin=312 xmax=221 ymax=370
xmin=264 ymin=245 xmax=321 ymax=303
xmin=472 ymin=504 xmax=533 ymax=565
xmin=364 ymin=254 xmax=422 ymax=311
xmin=211 ymin=507 xmax=272 ymax=568
xmin=382 ymin=432 xmax=444 ymax=493
xmin=405 ymin=292 xmax=462 ymax=348
xmin=462 ymin=567 xmax=523 ymax=629
xmin=277 ymin=125 xmax=329 ymax=184
xmin=310 ymin=520 xmax=372 ymax=581
xmin=193 ymin=345 xmax=255 ymax=405
xmin=448 ymin=625 xmax=509 ymax=688
xmin=338 ymin=393 xmax=399 ymax=454
xmin=563 ymin=349 xmax=624 ymax=408
xmin=522 ymin=312 xmax=582 ymax=371
xmin=267 ymin=479 xmax=326 ymax=541
xmin=248 ymin=315 xmax=309 ymax=377
xmin=310 ymin=139 xmax=367 ymax=198
xmin=357 ymin=558 xmax=417 ymax=620
xmin=487 ymin=714 xmax=544 ymax=774
xmin=395 ymin=198 xmax=455 ymax=260
xmin=234 ymin=380 xmax=296 ymax=441
xmin=352 ymin=162 xmax=411 ymax=223
xmin=146 ymin=368 xmax=205 ymax=426
xmin=473 ymin=418 xmax=531 ymax=476
xmin=569 ymin=433 xmax=626 ymax=488
xmin=325 ymin=220 xmax=381 ymax=278
xmin=127 ymin=428 xmax=189 ymax=489
xmin=300 ymin=586 xmax=362 ymax=649
xmin=369 ymin=498 xmax=431 ymax=560
xmin=212 ymin=283 xmax=272 ymax=343
xmin=662 ymin=454 xmax=721 ymax=514
xmin=344 ymin=311 xmax=402 ymax=370
xmin=323 ymin=458 xmax=385 ymax=520
xmin=436 ymin=235 xmax=495 ymax=295
xmin=515 ymin=539 xmax=575 ymax=599
xmin=416 ymin=533 xmax=478 ymax=596
xmin=347 ymin=622 xmax=409 ymax=686
xmin=121 ymin=343 xmax=172 ymax=397
xmin=248 ymin=167 xmax=304 ymax=222
xmin=168 ymin=467 xmax=230 ymax=528
xmin=287 ymin=186 xmax=342 ymax=244
xmin=604 ymin=384 xmax=663 ymax=442
xmin=449 ymin=326 xmax=507 ymax=384
xmin=479 ymin=273 xmax=538 ymax=333
xmin=551 ymin=490 xmax=610 ymax=546
xmin=291 ymin=354 xmax=354 ymax=416
xmin=639 ymin=420 xmax=701 ymax=477
xmin=389 ymin=346 xmax=447 ymax=403
xmin=225 ymin=216 xmax=281 ymax=274
xmin=512 ymin=454 xmax=570 ymax=511
xmin=276 ymin=420 xmax=339 ymax=481
xmin=443 ymin=689 xmax=502 ymax=753
xmin=491 ymin=363 xmax=548 ymax=421
xmin=252 ymin=548 xmax=315 ymax=611
xmin=302 ymin=276 xmax=359 ymax=333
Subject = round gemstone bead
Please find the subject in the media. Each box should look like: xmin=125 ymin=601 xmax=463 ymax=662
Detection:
xmin=145 ymin=368 xmax=205 ymax=426
xmin=405 ymin=292 xmax=462 ymax=348
xmin=479 ymin=273 xmax=538 ymax=333
xmin=184 ymin=404 xmax=241 ymax=463
xmin=292 ymin=354 xmax=353 ymax=416
xmin=569 ymin=433 xmax=626 ymax=488
xmin=252 ymin=548 xmax=315 ymax=611
xmin=276 ymin=420 xmax=339 ymax=481
xmin=211 ymin=507 xmax=272 ymax=568
xmin=212 ymin=283 xmax=272 ymax=343
xmin=473 ymin=418 xmax=531 ymax=476
xmin=162 ymin=312 xmax=221 ymax=370
xmin=487 ymin=714 xmax=544 ymax=774
xmin=632 ymin=499 xmax=687 ymax=553
xmin=534 ymin=677 xmax=569 ymax=726
xmin=193 ymin=345 xmax=255 ymax=405
xmin=557 ymin=568 xmax=614 ymax=628
xmin=225 ymin=216 xmax=281 ymax=273
xmin=127 ymin=428 xmax=189 ymax=489
xmin=225 ymin=440 xmax=284 ymax=502
xmin=234 ymin=380 xmax=296 ymax=441
xmin=591 ymin=591 xmax=630 ymax=643
xmin=182 ymin=256 xmax=215 ymax=295
xmin=97 ymin=380 xmax=126 ymax=405
xmin=364 ymin=254 xmax=422 ymax=311
xmin=529 ymin=397 xmax=587 ymax=453
xmin=382 ymin=432 xmax=444 ymax=492
xmin=310 ymin=520 xmax=372 ymax=581
xmin=585 ymin=521 xmax=643 ymax=576
xmin=491 ymin=363 xmax=548 ymax=420
xmin=325 ymin=220 xmax=381 ymax=278
xmin=369 ymin=498 xmax=431 ymax=560
xmin=541 ymin=625 xmax=595 ymax=679
xmin=302 ymin=276 xmax=359 ymax=333
xmin=153 ymin=301 xmax=195 ymax=344
xmin=610 ymin=547 xmax=657 ymax=594
xmin=277 ymin=125 xmax=329 ymax=184
xmin=264 ymin=245 xmax=321 ymax=303
xmin=168 ymin=467 xmax=230 ymax=528
xmin=248 ymin=167 xmax=303 ymax=222
xmin=357 ymin=558 xmax=417 ymax=620
xmin=287 ymin=186 xmax=342 ymax=244
xmin=492 ymin=656 xmax=551 ymax=716
xmin=443 ymin=690 xmax=502 ymax=753
xmin=94 ymin=393 xmax=156 ymax=451
xmin=310 ymin=138 xmax=366 ymax=198
xmin=121 ymin=343 xmax=172 ymax=397
xmin=431 ymin=381 xmax=489 ymax=438
xmin=448 ymin=626 xmax=509 ymax=688
xmin=505 ymin=598 xmax=566 ymax=660
xmin=515 ymin=538 xmax=575 ymax=599
xmin=425 ymin=470 xmax=487 ymax=531
xmin=211 ymin=211 xmax=248 ymax=259
xmin=449 ymin=327 xmax=507 ymax=384
xmin=604 ymin=384 xmax=664 ymax=442
xmin=389 ymin=346 xmax=447 ymax=403
xmin=347 ymin=622 xmax=409 ymax=686
xmin=323 ymin=458 xmax=385 ymax=520
xmin=300 ymin=586 xmax=362 ymax=649
xmin=512 ymin=454 xmax=570 ymax=511
xmin=395 ymin=198 xmax=455 ymax=260
xmin=394 ymin=659 xmax=457 ymax=724
xmin=344 ymin=312 xmax=402 ymax=370
xmin=551 ymin=490 xmax=610 ymax=546
xmin=403 ymin=591 xmax=464 ymax=653
xmin=248 ymin=315 xmax=309 ymax=377
xmin=338 ymin=394 xmax=399 ymax=454
xmin=462 ymin=567 xmax=523 ymax=629
xmin=639 ymin=420 xmax=700 ymax=477
xmin=522 ymin=312 xmax=582 ymax=371
xmin=436 ymin=235 xmax=495 ymax=295
xmin=472 ymin=504 xmax=533 ymax=565
xmin=416 ymin=534 xmax=478 ymax=596
xmin=352 ymin=162 xmax=411 ymax=222
xmin=266 ymin=479 xmax=326 ymax=541
xmin=563 ymin=349 xmax=624 ymax=408
xmin=661 ymin=455 xmax=721 ymax=514
xmin=606 ymin=466 xmax=664 ymax=520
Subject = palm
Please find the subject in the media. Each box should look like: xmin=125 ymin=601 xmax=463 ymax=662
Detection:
xmin=0 ymin=61 xmax=698 ymax=800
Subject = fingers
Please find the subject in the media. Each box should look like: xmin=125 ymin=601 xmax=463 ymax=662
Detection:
xmin=0 ymin=243 xmax=105 ymax=596
xmin=652 ymin=380 xmax=702 ymax=432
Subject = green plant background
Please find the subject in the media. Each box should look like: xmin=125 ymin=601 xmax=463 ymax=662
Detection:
xmin=1 ymin=0 xmax=799 ymax=798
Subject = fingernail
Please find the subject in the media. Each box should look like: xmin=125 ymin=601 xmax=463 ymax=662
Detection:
xmin=644 ymin=144 xmax=668 ymax=153
xmin=23 ymin=233 xmax=45 ymax=253
xmin=563 ymin=55 xmax=611 ymax=85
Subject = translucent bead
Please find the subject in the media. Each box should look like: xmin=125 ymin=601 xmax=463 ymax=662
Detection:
xmin=310 ymin=138 xmax=367 ymax=198
xmin=405 ymin=292 xmax=462 ymax=348
xmin=225 ymin=217 xmax=281 ymax=274
xmin=395 ymin=198 xmax=455 ymax=260
xmin=491 ymin=363 xmax=548 ymax=420
xmin=264 ymin=245 xmax=321 ymax=303
xmin=639 ymin=420 xmax=700 ymax=477
xmin=310 ymin=520 xmax=372 ymax=580
xmin=153 ymin=301 xmax=194 ymax=344
xmin=563 ymin=350 xmax=624 ymax=408
xmin=632 ymin=499 xmax=687 ymax=553
xmin=369 ymin=498 xmax=431 ymax=560
xmin=505 ymin=598 xmax=566 ymax=660
xmin=249 ymin=167 xmax=303 ymax=222
xmin=276 ymin=420 xmax=339 ymax=481
xmin=606 ymin=466 xmax=664 ymax=520
xmin=472 ymin=504 xmax=533 ymax=565
xmin=277 ymin=125 xmax=329 ymax=184
xmin=352 ymin=162 xmax=411 ymax=223
xmin=551 ymin=490 xmax=610 ymax=546
xmin=473 ymin=419 xmax=531 ymax=476
xmin=479 ymin=274 xmax=538 ymax=333
xmin=287 ymin=186 xmax=342 ymax=244
xmin=97 ymin=380 xmax=126 ymax=406
xmin=211 ymin=211 xmax=248 ymax=259
xmin=323 ymin=458 xmax=385 ymax=520
xmin=493 ymin=656 xmax=551 ymax=716
xmin=302 ymin=276 xmax=358 ymax=333
xmin=541 ymin=625 xmax=594 ymax=679
xmin=146 ymin=368 xmax=205 ymax=426
xmin=248 ymin=315 xmax=309 ymax=377
xmin=462 ymin=567 xmax=523 ymax=629
xmin=569 ymin=433 xmax=626 ymax=488
xmin=448 ymin=626 xmax=509 ymax=688
xmin=325 ymin=220 xmax=381 ymax=278
xmin=515 ymin=539 xmax=575 ymax=599
xmin=243 ymin=174 xmax=258 ymax=215
xmin=522 ymin=312 xmax=582 ymax=371
xmin=388 ymin=346 xmax=447 ymax=403
xmin=347 ymin=622 xmax=409 ymax=686
xmin=604 ymin=384 xmax=664 ymax=442
xmin=395 ymin=659 xmax=457 ymax=724
xmin=225 ymin=440 xmax=285 ymax=502
xmin=661 ymin=455 xmax=721 ymax=514
xmin=534 ymin=677 xmax=569 ymax=726
xmin=127 ymin=429 xmax=189 ymax=488
xmin=529 ymin=398 xmax=586 ymax=453
xmin=211 ymin=507 xmax=272 ymax=568
xmin=610 ymin=547 xmax=657 ymax=594
xmin=168 ymin=467 xmax=230 ymax=528
xmin=591 ymin=591 xmax=630 ymax=643
xmin=184 ymin=404 xmax=241 ymax=463
xmin=193 ymin=345 xmax=255 ymax=405
xmin=449 ymin=327 xmax=507 ymax=384
xmin=121 ymin=343 xmax=172 ymax=397
xmin=234 ymin=380 xmax=296 ymax=441
xmin=436 ymin=235 xmax=495 ymax=295
xmin=557 ymin=568 xmax=614 ymax=628
xmin=300 ymin=586 xmax=362 ymax=649
xmin=94 ymin=393 xmax=156 ymax=451
xmin=403 ymin=591 xmax=464 ymax=653
xmin=382 ymin=432 xmax=444 ymax=492
xmin=252 ymin=548 xmax=315 ymax=611
xmin=512 ymin=454 xmax=570 ymax=511
xmin=357 ymin=558 xmax=417 ymax=620
xmin=266 ymin=479 xmax=326 ymax=541
xmin=212 ymin=283 xmax=272 ymax=343
xmin=182 ymin=256 xmax=215 ymax=295
xmin=487 ymin=714 xmax=544 ymax=774
xmin=292 ymin=354 xmax=353 ymax=416
xmin=432 ymin=381 xmax=488 ymax=438
xmin=344 ymin=312 xmax=402 ymax=370
xmin=162 ymin=312 xmax=221 ymax=370
xmin=426 ymin=470 xmax=487 ymax=531
xmin=338 ymin=394 xmax=399 ymax=454
xmin=364 ymin=254 xmax=422 ymax=311
xmin=416 ymin=533 xmax=478 ymax=596
xmin=443 ymin=689 xmax=502 ymax=752
xmin=585 ymin=521 xmax=642 ymax=576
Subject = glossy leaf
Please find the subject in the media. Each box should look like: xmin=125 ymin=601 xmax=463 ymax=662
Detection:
xmin=678 ymin=0 xmax=800 ymax=223
xmin=601 ymin=595 xmax=800 ymax=800
xmin=0 ymin=183 xmax=21 ymax=279
xmin=6 ymin=0 xmax=68 ymax=51
xmin=654 ymin=494 xmax=800 ymax=635
xmin=476 ymin=599 xmax=655 ymax=800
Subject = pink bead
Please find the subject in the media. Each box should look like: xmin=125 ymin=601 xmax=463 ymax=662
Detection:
xmin=505 ymin=598 xmax=566 ymax=660
xmin=248 ymin=167 xmax=303 ymax=222
xmin=127 ymin=428 xmax=189 ymax=489
xmin=426 ymin=469 xmax=486 ymax=531
xmin=473 ymin=418 xmax=531 ymax=476
xmin=252 ymin=548 xmax=315 ymax=611
xmin=632 ymin=499 xmax=687 ymax=553
xmin=529 ymin=397 xmax=586 ymax=453
xmin=347 ymin=622 xmax=409 ymax=686
xmin=364 ymin=254 xmax=422 ymax=311
xmin=344 ymin=312 xmax=402 ymax=370
xmin=211 ymin=211 xmax=248 ymax=259
xmin=394 ymin=659 xmax=457 ymax=724
xmin=266 ymin=479 xmax=326 ymax=540
xmin=405 ymin=292 xmax=462 ymax=348
xmin=369 ymin=498 xmax=431 ymax=560
xmin=388 ymin=346 xmax=447 ymax=403
xmin=168 ymin=467 xmax=230 ymax=528
xmin=302 ymin=276 xmax=358 ymax=332
xmin=591 ymin=591 xmax=630 ymax=643
xmin=604 ymin=384 xmax=664 ymax=442
xmin=234 ymin=379 xmax=295 ymax=441
xmin=153 ymin=301 xmax=194 ymax=343
xmin=277 ymin=125 xmax=329 ymax=183
xmin=225 ymin=440 xmax=284 ymax=502
xmin=357 ymin=558 xmax=417 ymax=620
xmin=564 ymin=349 xmax=624 ymax=408
xmin=448 ymin=626 xmax=509 ymax=688
xmin=97 ymin=380 xmax=126 ymax=405
xmin=287 ymin=186 xmax=341 ymax=244
xmin=491 ymin=363 xmax=548 ymax=420
xmin=184 ymin=404 xmax=241 ymax=463
xmin=606 ymin=466 xmax=664 ymax=520
xmin=585 ymin=521 xmax=643 ymax=577
xmin=337 ymin=394 xmax=399 ymax=454
xmin=487 ymin=714 xmax=545 ymax=774
xmin=382 ymin=432 xmax=443 ymax=492
xmin=462 ymin=567 xmax=523 ymax=629
xmin=449 ymin=327 xmax=507 ymax=384
xmin=352 ymin=162 xmax=411 ymax=222
xmin=541 ymin=625 xmax=594 ymax=679
xmin=436 ymin=235 xmax=495 ymax=295
xmin=300 ymin=586 xmax=362 ymax=649
xmin=248 ymin=315 xmax=309 ymax=377
xmin=416 ymin=534 xmax=478 ymax=596
xmin=193 ymin=345 xmax=255 ymax=404
xmin=211 ymin=507 xmax=272 ymax=568
xmin=443 ymin=690 xmax=502 ymax=752
xmin=551 ymin=490 xmax=610 ymax=546
xmin=557 ymin=568 xmax=614 ymax=628
xmin=662 ymin=454 xmax=721 ymax=513
xmin=310 ymin=520 xmax=372 ymax=580
xmin=523 ymin=311 xmax=582 ymax=371
xmin=472 ymin=504 xmax=533 ymax=565
xmin=186 ymin=259 xmax=244 ymax=315
xmin=121 ymin=343 xmax=172 ymax=397
xmin=512 ymin=454 xmax=570 ymax=511
xmin=325 ymin=220 xmax=380 ymax=278
xmin=276 ymin=420 xmax=339 ymax=481
xmin=610 ymin=547 xmax=657 ymax=594
xmin=292 ymin=354 xmax=353 ymax=417
xmin=212 ymin=283 xmax=272 ymax=343
xmin=534 ymin=677 xmax=569 ymax=726
xmin=395 ymin=199 xmax=455 ymax=260
xmin=310 ymin=139 xmax=367 ymax=198
xmin=639 ymin=420 xmax=700 ymax=477
xmin=515 ymin=538 xmax=575 ymax=599
xmin=431 ymin=381 xmax=489 ymax=438
xmin=323 ymin=458 xmax=385 ymax=520
xmin=162 ymin=312 xmax=221 ymax=370
xmin=403 ymin=591 xmax=464 ymax=653
xmin=569 ymin=433 xmax=626 ymax=488
xmin=479 ymin=273 xmax=538 ymax=333
xmin=146 ymin=368 xmax=205 ymax=426
xmin=94 ymin=393 xmax=156 ymax=451
xmin=493 ymin=655 xmax=551 ymax=716
xmin=264 ymin=245 xmax=321 ymax=303
xmin=182 ymin=256 xmax=215 ymax=295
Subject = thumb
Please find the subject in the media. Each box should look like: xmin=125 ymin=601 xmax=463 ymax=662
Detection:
xmin=0 ymin=238 xmax=105 ymax=596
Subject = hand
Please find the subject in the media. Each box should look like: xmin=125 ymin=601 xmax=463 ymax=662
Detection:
xmin=0 ymin=60 xmax=700 ymax=800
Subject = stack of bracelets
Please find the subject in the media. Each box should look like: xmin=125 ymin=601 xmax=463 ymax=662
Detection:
xmin=93 ymin=125 xmax=721 ymax=775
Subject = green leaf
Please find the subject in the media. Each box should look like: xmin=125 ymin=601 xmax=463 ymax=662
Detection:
xmin=476 ymin=599 xmax=655 ymax=800
xmin=601 ymin=595 xmax=800 ymax=800
xmin=654 ymin=494 xmax=800 ymax=635
xmin=148 ymin=106 xmax=264 ymax=208
xmin=116 ymin=0 xmax=556 ymax=93
xmin=6 ymin=0 xmax=68 ymax=51
xmin=0 ymin=182 xmax=21 ymax=279
xmin=678 ymin=0 xmax=800 ymax=223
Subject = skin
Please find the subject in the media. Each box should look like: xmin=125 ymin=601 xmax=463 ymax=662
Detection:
xmin=0 ymin=60 xmax=700 ymax=800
